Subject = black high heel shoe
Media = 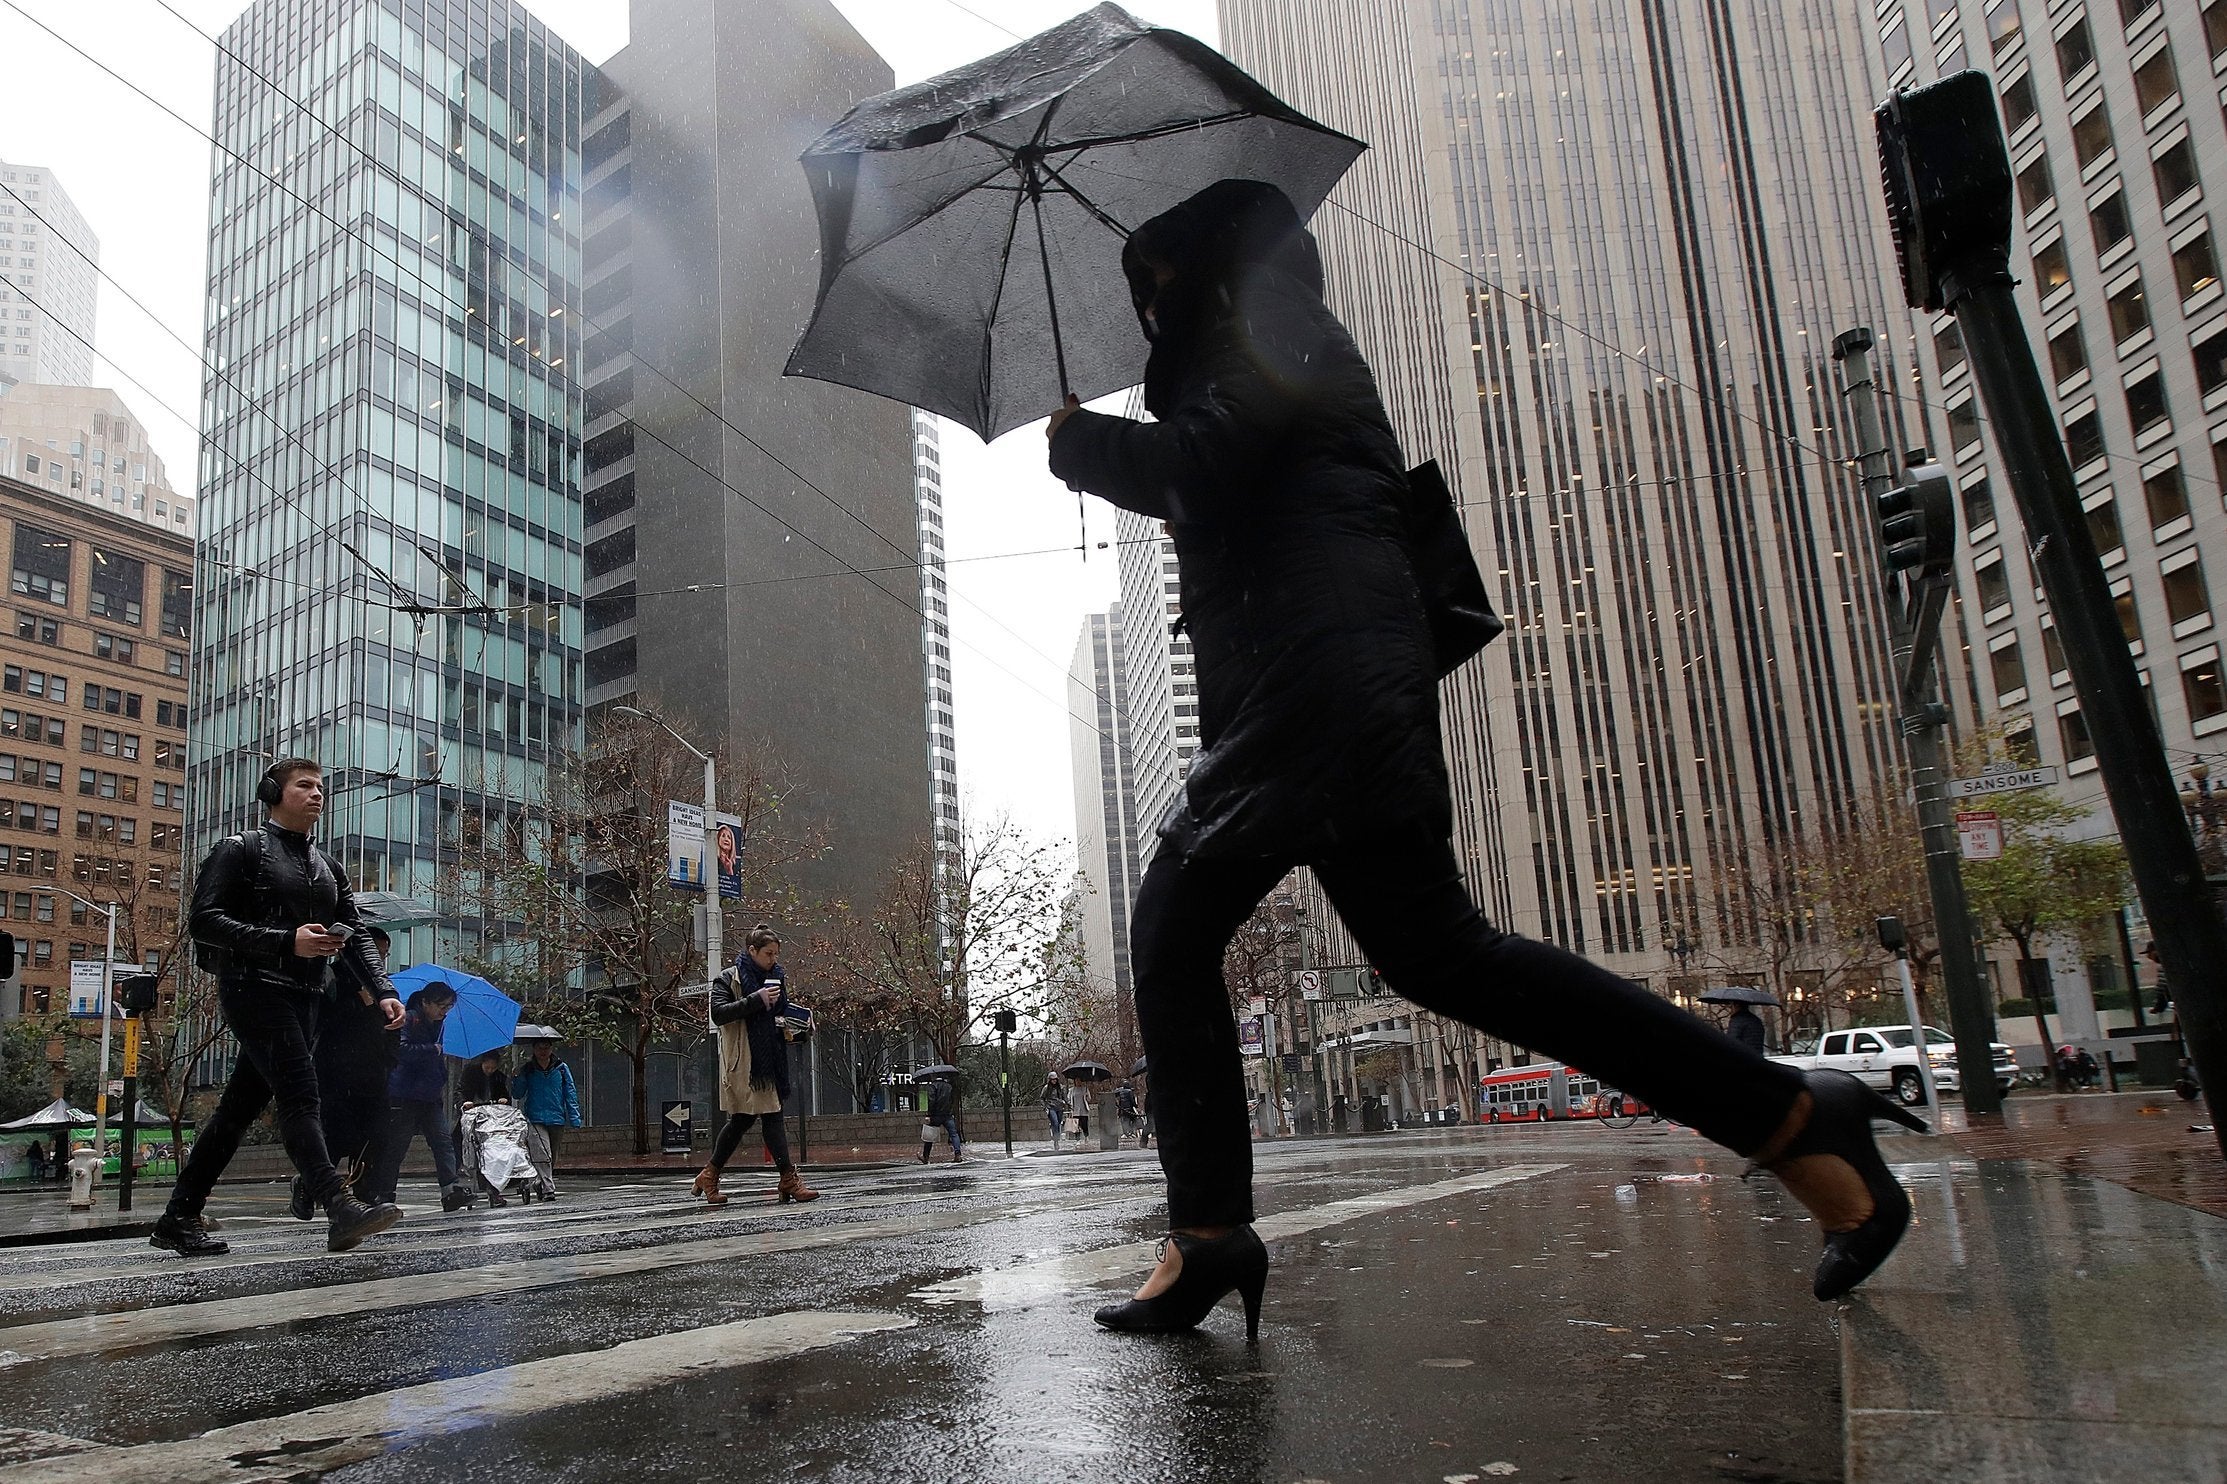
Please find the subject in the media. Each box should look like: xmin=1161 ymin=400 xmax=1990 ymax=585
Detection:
xmin=1094 ymin=1226 xmax=1269 ymax=1340
xmin=1756 ymin=1069 xmax=1927 ymax=1301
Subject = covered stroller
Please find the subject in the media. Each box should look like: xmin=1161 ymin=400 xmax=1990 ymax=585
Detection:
xmin=459 ymin=1103 xmax=542 ymax=1204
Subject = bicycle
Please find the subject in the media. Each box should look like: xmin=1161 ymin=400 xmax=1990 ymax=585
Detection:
xmin=1602 ymin=1094 xmax=1664 ymax=1130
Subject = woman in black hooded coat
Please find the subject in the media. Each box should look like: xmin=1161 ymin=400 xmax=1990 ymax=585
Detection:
xmin=1046 ymin=179 xmax=1921 ymax=1340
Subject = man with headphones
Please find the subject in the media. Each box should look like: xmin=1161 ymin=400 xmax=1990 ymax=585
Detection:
xmin=151 ymin=757 xmax=408 ymax=1257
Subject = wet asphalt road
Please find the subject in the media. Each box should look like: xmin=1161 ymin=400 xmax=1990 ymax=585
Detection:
xmin=0 ymin=1125 xmax=1842 ymax=1483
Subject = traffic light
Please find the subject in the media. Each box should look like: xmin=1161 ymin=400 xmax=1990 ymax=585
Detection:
xmin=1877 ymin=459 xmax=1956 ymax=577
xmin=118 ymin=974 xmax=159 ymax=1015
xmin=992 ymin=1008 xmax=1017 ymax=1035
xmin=1876 ymin=71 xmax=2015 ymax=313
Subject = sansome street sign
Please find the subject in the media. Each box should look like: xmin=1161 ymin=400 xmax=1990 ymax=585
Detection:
xmin=1947 ymin=766 xmax=2059 ymax=799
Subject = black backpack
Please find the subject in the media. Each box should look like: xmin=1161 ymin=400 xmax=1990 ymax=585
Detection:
xmin=1403 ymin=459 xmax=1504 ymax=675
xmin=192 ymin=830 xmax=266 ymax=973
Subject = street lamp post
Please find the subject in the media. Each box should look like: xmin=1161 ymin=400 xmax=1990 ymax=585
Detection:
xmin=64 ymin=891 xmax=118 ymax=1186
xmin=614 ymin=706 xmax=721 ymax=1011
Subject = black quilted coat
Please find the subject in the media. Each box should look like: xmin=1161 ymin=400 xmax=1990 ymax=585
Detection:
xmin=1048 ymin=181 xmax=1448 ymax=862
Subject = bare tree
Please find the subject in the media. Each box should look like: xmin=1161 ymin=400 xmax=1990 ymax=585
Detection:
xmin=443 ymin=709 xmax=825 ymax=1153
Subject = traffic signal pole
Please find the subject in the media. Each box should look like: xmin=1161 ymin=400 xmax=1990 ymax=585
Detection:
xmin=1878 ymin=72 xmax=2224 ymax=1152
xmin=1833 ymin=330 xmax=2001 ymax=1115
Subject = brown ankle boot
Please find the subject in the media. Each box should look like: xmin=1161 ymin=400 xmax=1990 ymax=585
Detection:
xmin=776 ymin=1167 xmax=819 ymax=1204
xmin=691 ymin=1166 xmax=729 ymax=1207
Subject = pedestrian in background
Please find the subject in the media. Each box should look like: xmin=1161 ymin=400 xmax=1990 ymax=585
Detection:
xmin=367 ymin=982 xmax=470 ymax=1211
xmin=1116 ymin=1081 xmax=1140 ymax=1145
xmin=293 ymin=924 xmax=401 ymax=1221
xmin=1041 ymin=1074 xmax=1067 ymax=1147
xmin=1048 ymin=182 xmax=1918 ymax=1338
xmin=691 ymin=927 xmax=818 ymax=1206
xmin=513 ymin=1035 xmax=582 ymax=1200
xmin=1726 ymin=1004 xmax=1768 ymax=1055
xmin=152 ymin=758 xmax=405 ymax=1258
xmin=920 ymin=1073 xmax=963 ymax=1163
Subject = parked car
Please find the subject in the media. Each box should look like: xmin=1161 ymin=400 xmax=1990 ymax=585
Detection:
xmin=1773 ymin=1024 xmax=2017 ymax=1106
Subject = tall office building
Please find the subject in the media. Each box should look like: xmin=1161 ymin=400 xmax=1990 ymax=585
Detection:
xmin=914 ymin=411 xmax=959 ymax=863
xmin=0 ymin=385 xmax=196 ymax=536
xmin=1218 ymin=0 xmax=1929 ymax=1110
xmin=190 ymin=0 xmax=591 ymax=969
xmin=1878 ymin=0 xmax=2227 ymax=971
xmin=1113 ymin=506 xmax=1200 ymax=852
xmin=1069 ymin=607 xmax=1140 ymax=1008
xmin=0 ymin=160 xmax=97 ymax=390
xmin=576 ymin=0 xmax=929 ymax=911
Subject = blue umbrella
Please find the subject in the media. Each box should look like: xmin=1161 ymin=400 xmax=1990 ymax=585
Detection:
xmin=392 ymin=964 xmax=520 ymax=1060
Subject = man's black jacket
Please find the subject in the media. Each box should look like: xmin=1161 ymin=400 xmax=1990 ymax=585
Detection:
xmin=190 ymin=820 xmax=390 ymax=998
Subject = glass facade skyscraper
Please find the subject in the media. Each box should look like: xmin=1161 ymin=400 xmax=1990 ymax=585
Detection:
xmin=190 ymin=0 xmax=587 ymax=961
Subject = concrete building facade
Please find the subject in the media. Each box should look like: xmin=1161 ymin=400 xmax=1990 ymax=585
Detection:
xmin=1112 ymin=505 xmax=1200 ymax=853
xmin=0 ymin=160 xmax=97 ymax=391
xmin=0 ymin=385 xmax=195 ymax=536
xmin=0 ymin=472 xmax=190 ymax=1021
xmin=1069 ymin=606 xmax=1140 ymax=1008
xmin=914 ymin=411 xmax=959 ymax=864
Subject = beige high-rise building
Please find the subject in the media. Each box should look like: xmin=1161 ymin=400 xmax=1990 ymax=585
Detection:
xmin=0 ymin=385 xmax=194 ymax=537
xmin=1217 ymin=0 xmax=1938 ymax=1113
xmin=0 ymin=160 xmax=97 ymax=391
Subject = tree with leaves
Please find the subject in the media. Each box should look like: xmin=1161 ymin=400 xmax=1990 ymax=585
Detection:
xmin=1960 ymin=787 xmax=2130 ymax=1089
xmin=443 ymin=708 xmax=826 ymax=1153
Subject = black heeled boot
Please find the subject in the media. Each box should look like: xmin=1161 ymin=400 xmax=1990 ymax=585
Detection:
xmin=1756 ymin=1069 xmax=1927 ymax=1301
xmin=1094 ymin=1226 xmax=1268 ymax=1340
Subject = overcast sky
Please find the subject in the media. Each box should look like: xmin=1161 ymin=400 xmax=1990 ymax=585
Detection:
xmin=0 ymin=0 xmax=1221 ymax=856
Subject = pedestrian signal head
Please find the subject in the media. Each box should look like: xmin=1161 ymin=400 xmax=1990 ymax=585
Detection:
xmin=1877 ymin=460 xmax=1957 ymax=577
xmin=118 ymin=974 xmax=159 ymax=1015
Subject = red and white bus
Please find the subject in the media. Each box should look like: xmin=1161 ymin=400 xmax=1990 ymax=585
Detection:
xmin=1475 ymin=1062 xmax=1622 ymax=1121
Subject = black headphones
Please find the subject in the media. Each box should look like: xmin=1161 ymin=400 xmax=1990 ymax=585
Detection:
xmin=256 ymin=766 xmax=287 ymax=809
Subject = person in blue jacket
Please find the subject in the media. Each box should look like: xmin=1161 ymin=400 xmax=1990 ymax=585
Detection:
xmin=513 ymin=1034 xmax=582 ymax=1199
xmin=366 ymin=982 xmax=471 ymax=1211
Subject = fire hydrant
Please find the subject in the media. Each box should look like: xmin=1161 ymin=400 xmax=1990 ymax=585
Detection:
xmin=67 ymin=1148 xmax=99 ymax=1210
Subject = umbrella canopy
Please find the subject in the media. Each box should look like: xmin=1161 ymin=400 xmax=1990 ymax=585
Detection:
xmin=915 ymin=1064 xmax=961 ymax=1081
xmin=0 ymin=1098 xmax=95 ymax=1131
xmin=1062 ymin=1060 xmax=1114 ymax=1082
xmin=391 ymin=964 xmax=521 ymax=1060
xmin=1698 ymin=986 xmax=1783 ymax=1008
xmin=785 ymin=1 xmax=1365 ymax=441
xmin=511 ymin=1023 xmax=564 ymax=1044
xmin=1127 ymin=1056 xmax=1148 ymax=1078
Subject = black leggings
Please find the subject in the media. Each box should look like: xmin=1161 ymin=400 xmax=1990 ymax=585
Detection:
xmin=710 ymin=1108 xmax=791 ymax=1171
xmin=1132 ymin=829 xmax=1807 ymax=1228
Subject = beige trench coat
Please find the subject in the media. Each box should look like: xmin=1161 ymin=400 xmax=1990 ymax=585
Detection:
xmin=715 ymin=968 xmax=783 ymax=1115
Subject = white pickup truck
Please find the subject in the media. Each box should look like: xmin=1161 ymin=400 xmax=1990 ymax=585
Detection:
xmin=1772 ymin=1024 xmax=2018 ymax=1106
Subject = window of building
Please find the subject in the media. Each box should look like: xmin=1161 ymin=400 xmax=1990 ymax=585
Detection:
xmin=86 ymin=548 xmax=143 ymax=627
xmin=1963 ymin=477 xmax=1997 ymax=531
xmin=2049 ymin=320 xmax=2089 ymax=382
xmin=163 ymin=650 xmax=183 ymax=677
xmin=2186 ymin=656 xmax=2227 ymax=722
xmin=2060 ymin=707 xmax=2095 ymax=761
xmin=2145 ymin=463 xmax=2191 ymax=526
xmin=2108 ymin=276 xmax=2151 ymax=341
xmin=8 ymin=527 xmax=68 ymax=608
xmin=2165 ymin=558 xmax=2213 ymax=626
xmin=2043 ymin=624 xmax=2068 ymax=673
xmin=1948 ymin=397 xmax=1983 ymax=454
xmin=2126 ymin=373 xmax=2170 ymax=435
xmin=2056 ymin=15 xmax=2097 ymax=78
xmin=2208 ymin=0 xmax=2227 ymax=58
xmin=1991 ymin=639 xmax=2029 ymax=697
xmin=91 ymin=633 xmax=134 ymax=664
xmin=2193 ymin=328 xmax=2227 ymax=395
xmin=2090 ymin=190 xmax=2133 ymax=254
xmin=1990 ymin=0 xmax=2024 ymax=51
xmin=2174 ymin=230 xmax=2220 ymax=301
xmin=2017 ymin=153 xmax=2055 ymax=214
xmin=158 ymin=569 xmax=189 ymax=640
xmin=2132 ymin=46 xmax=2179 ymax=113
xmin=12 ymin=613 xmax=55 ymax=646
xmin=2034 ymin=238 xmax=2072 ymax=298
xmin=1884 ymin=12 xmax=1914 ymax=75
xmin=2154 ymin=137 xmax=2200 ymax=206
xmin=2084 ymin=494 xmax=2120 ymax=552
xmin=1977 ymin=557 xmax=2013 ymax=610
xmin=2001 ymin=73 xmax=2038 ymax=132
xmin=1934 ymin=319 xmax=1966 ymax=375
xmin=2064 ymin=406 xmax=2106 ymax=468
xmin=2072 ymin=106 xmax=2113 ymax=169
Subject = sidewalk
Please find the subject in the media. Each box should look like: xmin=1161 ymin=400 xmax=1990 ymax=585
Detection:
xmin=1939 ymin=1089 xmax=2224 ymax=1218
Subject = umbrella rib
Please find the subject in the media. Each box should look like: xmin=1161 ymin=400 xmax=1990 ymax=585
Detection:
xmin=827 ymin=157 xmax=1022 ymax=273
xmin=1042 ymin=109 xmax=1261 ymax=155
xmin=976 ymin=161 xmax=1033 ymax=427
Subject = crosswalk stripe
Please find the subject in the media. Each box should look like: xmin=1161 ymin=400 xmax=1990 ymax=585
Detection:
xmin=914 ymin=1162 xmax=1568 ymax=1309
xmin=0 ymin=1194 xmax=1131 ymax=1366
xmin=1 ymin=1309 xmax=913 ymax=1484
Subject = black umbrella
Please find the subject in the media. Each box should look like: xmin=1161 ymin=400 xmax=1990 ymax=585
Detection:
xmin=1062 ymin=1060 xmax=1115 ymax=1082
xmin=1128 ymin=1056 xmax=1148 ymax=1077
xmin=785 ymin=2 xmax=1365 ymax=441
xmin=915 ymin=1064 xmax=962 ymax=1080
xmin=1699 ymin=986 xmax=1784 ymax=1008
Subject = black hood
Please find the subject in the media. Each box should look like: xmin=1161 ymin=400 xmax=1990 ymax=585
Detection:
xmin=1122 ymin=180 xmax=1325 ymax=413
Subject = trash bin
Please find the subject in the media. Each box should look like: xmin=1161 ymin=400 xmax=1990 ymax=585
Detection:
xmin=67 ymin=1147 xmax=100 ymax=1209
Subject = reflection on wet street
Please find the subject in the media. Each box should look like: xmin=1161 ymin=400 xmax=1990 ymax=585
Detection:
xmin=0 ymin=1121 xmax=2212 ymax=1481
